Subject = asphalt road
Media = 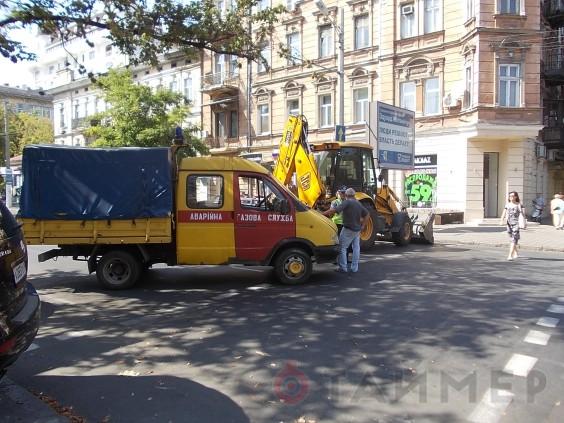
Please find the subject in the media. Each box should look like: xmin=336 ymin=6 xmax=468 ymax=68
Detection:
xmin=5 ymin=243 xmax=564 ymax=423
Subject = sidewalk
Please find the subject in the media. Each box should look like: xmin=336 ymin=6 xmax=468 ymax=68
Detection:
xmin=433 ymin=219 xmax=564 ymax=252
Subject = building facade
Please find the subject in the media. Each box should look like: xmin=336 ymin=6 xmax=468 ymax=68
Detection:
xmin=29 ymin=30 xmax=202 ymax=147
xmin=201 ymin=0 xmax=548 ymax=221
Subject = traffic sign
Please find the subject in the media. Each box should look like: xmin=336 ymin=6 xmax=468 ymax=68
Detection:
xmin=335 ymin=125 xmax=346 ymax=142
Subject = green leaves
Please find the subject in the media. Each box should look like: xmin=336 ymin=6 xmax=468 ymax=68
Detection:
xmin=84 ymin=68 xmax=207 ymax=155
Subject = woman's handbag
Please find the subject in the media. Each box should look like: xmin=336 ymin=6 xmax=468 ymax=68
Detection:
xmin=518 ymin=206 xmax=527 ymax=229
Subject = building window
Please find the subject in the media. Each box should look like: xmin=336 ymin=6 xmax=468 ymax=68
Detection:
xmin=257 ymin=44 xmax=271 ymax=73
xmin=229 ymin=55 xmax=238 ymax=75
xmin=169 ymin=77 xmax=178 ymax=92
xmin=463 ymin=65 xmax=472 ymax=109
xmin=319 ymin=94 xmax=333 ymax=127
xmin=499 ymin=64 xmax=521 ymax=107
xmin=216 ymin=111 xmax=226 ymax=138
xmin=105 ymin=45 xmax=112 ymax=56
xmin=499 ymin=0 xmax=519 ymax=14
xmin=257 ymin=0 xmax=269 ymax=11
xmin=287 ymin=0 xmax=297 ymax=10
xmin=400 ymin=81 xmax=416 ymax=111
xmin=319 ymin=25 xmax=334 ymax=58
xmin=187 ymin=175 xmax=224 ymax=209
xmin=424 ymin=77 xmax=440 ymax=115
xmin=287 ymin=99 xmax=300 ymax=117
xmin=258 ymin=104 xmax=270 ymax=134
xmin=59 ymin=105 xmax=65 ymax=129
xmin=465 ymin=0 xmax=474 ymax=20
xmin=424 ymin=0 xmax=441 ymax=33
xmin=354 ymin=15 xmax=369 ymax=50
xmin=287 ymin=32 xmax=301 ymax=66
xmin=184 ymin=75 xmax=193 ymax=101
xmin=230 ymin=111 xmax=238 ymax=138
xmin=74 ymin=101 xmax=79 ymax=119
xmin=400 ymin=4 xmax=415 ymax=39
xmin=49 ymin=65 xmax=54 ymax=74
xmin=215 ymin=53 xmax=226 ymax=75
xmin=353 ymin=87 xmax=369 ymax=123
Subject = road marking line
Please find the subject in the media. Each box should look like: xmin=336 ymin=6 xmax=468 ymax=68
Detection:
xmin=536 ymin=317 xmax=559 ymax=328
xmin=503 ymin=353 xmax=538 ymax=377
xmin=468 ymin=388 xmax=514 ymax=423
xmin=547 ymin=304 xmax=564 ymax=314
xmin=524 ymin=330 xmax=551 ymax=346
xmin=55 ymin=330 xmax=102 ymax=341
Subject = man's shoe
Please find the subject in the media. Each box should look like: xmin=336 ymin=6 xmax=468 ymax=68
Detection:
xmin=334 ymin=269 xmax=348 ymax=274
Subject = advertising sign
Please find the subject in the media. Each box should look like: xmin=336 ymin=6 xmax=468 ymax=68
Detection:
xmin=370 ymin=102 xmax=415 ymax=170
xmin=405 ymin=154 xmax=437 ymax=208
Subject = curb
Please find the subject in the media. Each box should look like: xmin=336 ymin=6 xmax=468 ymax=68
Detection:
xmin=0 ymin=377 xmax=68 ymax=423
xmin=434 ymin=239 xmax=564 ymax=253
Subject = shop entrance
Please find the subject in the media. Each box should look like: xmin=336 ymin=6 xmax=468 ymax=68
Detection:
xmin=483 ymin=153 xmax=499 ymax=217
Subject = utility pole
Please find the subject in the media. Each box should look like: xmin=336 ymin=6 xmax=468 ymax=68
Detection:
xmin=2 ymin=100 xmax=11 ymax=208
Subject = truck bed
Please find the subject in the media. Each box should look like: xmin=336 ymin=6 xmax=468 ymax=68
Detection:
xmin=21 ymin=217 xmax=172 ymax=245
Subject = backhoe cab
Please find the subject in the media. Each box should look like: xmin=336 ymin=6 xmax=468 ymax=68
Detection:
xmin=272 ymin=115 xmax=434 ymax=249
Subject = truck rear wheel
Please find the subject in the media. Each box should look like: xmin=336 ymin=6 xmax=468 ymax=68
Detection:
xmin=274 ymin=248 xmax=312 ymax=285
xmin=359 ymin=207 xmax=379 ymax=251
xmin=96 ymin=250 xmax=142 ymax=290
xmin=392 ymin=218 xmax=412 ymax=246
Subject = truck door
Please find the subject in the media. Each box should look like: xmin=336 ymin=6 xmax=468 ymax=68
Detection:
xmin=176 ymin=171 xmax=235 ymax=265
xmin=234 ymin=174 xmax=295 ymax=262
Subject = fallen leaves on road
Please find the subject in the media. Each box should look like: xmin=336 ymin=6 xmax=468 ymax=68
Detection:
xmin=31 ymin=390 xmax=87 ymax=423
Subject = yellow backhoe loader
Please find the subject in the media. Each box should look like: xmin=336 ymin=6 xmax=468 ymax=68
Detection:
xmin=272 ymin=115 xmax=434 ymax=249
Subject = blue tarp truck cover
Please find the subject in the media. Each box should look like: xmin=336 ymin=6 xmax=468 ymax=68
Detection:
xmin=20 ymin=145 xmax=173 ymax=220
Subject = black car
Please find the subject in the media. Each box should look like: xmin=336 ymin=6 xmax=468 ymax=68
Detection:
xmin=0 ymin=201 xmax=40 ymax=378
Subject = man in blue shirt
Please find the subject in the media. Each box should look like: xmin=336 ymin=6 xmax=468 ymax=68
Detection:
xmin=324 ymin=188 xmax=368 ymax=274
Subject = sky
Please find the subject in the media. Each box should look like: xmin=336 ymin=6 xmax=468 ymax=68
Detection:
xmin=0 ymin=27 xmax=41 ymax=88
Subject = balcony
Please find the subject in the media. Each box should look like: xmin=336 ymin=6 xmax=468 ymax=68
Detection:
xmin=540 ymin=126 xmax=564 ymax=147
xmin=543 ymin=0 xmax=564 ymax=23
xmin=542 ymin=51 xmax=564 ymax=83
xmin=71 ymin=117 xmax=89 ymax=130
xmin=204 ymin=136 xmax=241 ymax=149
xmin=201 ymin=70 xmax=240 ymax=95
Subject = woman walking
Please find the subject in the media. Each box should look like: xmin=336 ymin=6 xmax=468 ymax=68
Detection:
xmin=499 ymin=191 xmax=525 ymax=261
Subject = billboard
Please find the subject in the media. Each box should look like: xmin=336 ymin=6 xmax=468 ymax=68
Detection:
xmin=405 ymin=154 xmax=437 ymax=208
xmin=369 ymin=102 xmax=415 ymax=170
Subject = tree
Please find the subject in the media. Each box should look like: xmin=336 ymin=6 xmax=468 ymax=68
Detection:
xmin=0 ymin=108 xmax=53 ymax=163
xmin=0 ymin=0 xmax=283 ymax=72
xmin=83 ymin=68 xmax=207 ymax=155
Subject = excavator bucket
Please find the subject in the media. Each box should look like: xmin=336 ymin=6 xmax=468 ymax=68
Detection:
xmin=409 ymin=210 xmax=435 ymax=244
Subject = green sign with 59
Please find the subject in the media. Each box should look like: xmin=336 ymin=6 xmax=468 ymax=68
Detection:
xmin=405 ymin=172 xmax=437 ymax=208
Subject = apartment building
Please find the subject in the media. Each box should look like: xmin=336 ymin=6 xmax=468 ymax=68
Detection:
xmin=540 ymin=0 xmax=564 ymax=195
xmin=201 ymin=0 xmax=548 ymax=221
xmin=29 ymin=30 xmax=201 ymax=146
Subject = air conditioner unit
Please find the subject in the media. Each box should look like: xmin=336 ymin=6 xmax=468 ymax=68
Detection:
xmin=442 ymin=92 xmax=460 ymax=109
xmin=536 ymin=144 xmax=547 ymax=159
xmin=401 ymin=4 xmax=414 ymax=15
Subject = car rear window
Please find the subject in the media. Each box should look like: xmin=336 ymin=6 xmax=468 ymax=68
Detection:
xmin=0 ymin=201 xmax=20 ymax=240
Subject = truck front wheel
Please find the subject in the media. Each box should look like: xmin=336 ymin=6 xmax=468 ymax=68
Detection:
xmin=96 ymin=250 xmax=142 ymax=290
xmin=274 ymin=248 xmax=312 ymax=285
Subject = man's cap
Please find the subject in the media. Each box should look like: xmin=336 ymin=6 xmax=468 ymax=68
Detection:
xmin=338 ymin=186 xmax=347 ymax=192
xmin=345 ymin=188 xmax=356 ymax=196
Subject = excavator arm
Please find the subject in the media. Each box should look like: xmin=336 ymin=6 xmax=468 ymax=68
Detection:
xmin=272 ymin=115 xmax=325 ymax=207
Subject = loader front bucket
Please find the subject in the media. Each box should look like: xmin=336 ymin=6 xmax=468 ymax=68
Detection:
xmin=410 ymin=211 xmax=435 ymax=244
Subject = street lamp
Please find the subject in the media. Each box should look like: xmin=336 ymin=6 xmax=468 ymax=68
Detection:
xmin=2 ymin=100 xmax=11 ymax=208
xmin=315 ymin=0 xmax=344 ymax=127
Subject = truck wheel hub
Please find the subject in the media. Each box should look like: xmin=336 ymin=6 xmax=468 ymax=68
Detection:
xmin=287 ymin=259 xmax=304 ymax=276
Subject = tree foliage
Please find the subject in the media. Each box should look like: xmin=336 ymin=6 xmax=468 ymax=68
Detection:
xmin=0 ymin=0 xmax=283 ymax=72
xmin=0 ymin=109 xmax=53 ymax=163
xmin=83 ymin=68 xmax=207 ymax=155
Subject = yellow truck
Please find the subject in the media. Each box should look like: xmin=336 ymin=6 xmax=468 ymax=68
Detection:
xmin=272 ymin=115 xmax=434 ymax=248
xmin=19 ymin=144 xmax=339 ymax=289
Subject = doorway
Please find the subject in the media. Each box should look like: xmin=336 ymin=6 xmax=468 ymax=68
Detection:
xmin=483 ymin=153 xmax=499 ymax=217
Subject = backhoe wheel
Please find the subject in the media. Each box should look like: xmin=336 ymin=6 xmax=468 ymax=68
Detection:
xmin=359 ymin=208 xmax=379 ymax=251
xmin=96 ymin=250 xmax=142 ymax=290
xmin=274 ymin=248 xmax=312 ymax=285
xmin=392 ymin=218 xmax=412 ymax=246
